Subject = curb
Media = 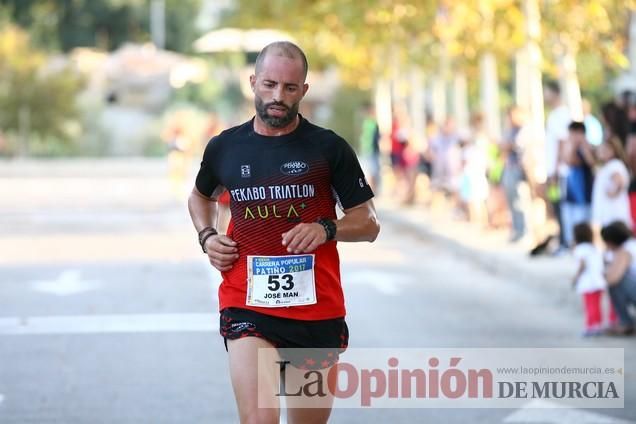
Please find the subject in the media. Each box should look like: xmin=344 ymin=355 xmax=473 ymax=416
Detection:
xmin=379 ymin=207 xmax=581 ymax=311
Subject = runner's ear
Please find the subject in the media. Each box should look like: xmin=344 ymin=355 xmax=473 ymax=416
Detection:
xmin=250 ymin=74 xmax=256 ymax=92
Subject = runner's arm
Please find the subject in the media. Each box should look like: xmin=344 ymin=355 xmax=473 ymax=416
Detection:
xmin=188 ymin=186 xmax=220 ymax=233
xmin=335 ymin=199 xmax=380 ymax=242
xmin=188 ymin=187 xmax=238 ymax=271
xmin=282 ymin=199 xmax=380 ymax=254
xmin=607 ymin=172 xmax=626 ymax=198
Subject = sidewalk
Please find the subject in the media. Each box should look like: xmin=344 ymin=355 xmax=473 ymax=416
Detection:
xmin=375 ymin=196 xmax=580 ymax=310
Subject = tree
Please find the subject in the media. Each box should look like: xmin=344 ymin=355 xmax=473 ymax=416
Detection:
xmin=229 ymin=0 xmax=442 ymax=87
xmin=539 ymin=0 xmax=634 ymax=119
xmin=0 ymin=0 xmax=203 ymax=53
xmin=0 ymin=24 xmax=83 ymax=153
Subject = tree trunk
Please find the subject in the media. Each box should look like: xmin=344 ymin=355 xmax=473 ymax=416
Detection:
xmin=480 ymin=52 xmax=501 ymax=141
xmin=409 ymin=67 xmax=426 ymax=152
xmin=18 ymin=105 xmax=30 ymax=157
xmin=431 ymin=75 xmax=447 ymax=126
xmin=629 ymin=10 xmax=636 ymax=76
xmin=453 ymin=72 xmax=469 ymax=133
xmin=559 ymin=40 xmax=583 ymax=122
xmin=374 ymin=78 xmax=392 ymax=153
xmin=522 ymin=0 xmax=548 ymax=241
xmin=151 ymin=0 xmax=166 ymax=49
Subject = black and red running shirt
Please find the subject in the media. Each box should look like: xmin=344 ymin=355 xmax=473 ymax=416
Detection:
xmin=195 ymin=116 xmax=374 ymax=320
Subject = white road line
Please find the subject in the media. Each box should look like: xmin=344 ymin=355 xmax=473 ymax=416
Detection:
xmin=503 ymin=399 xmax=634 ymax=423
xmin=0 ymin=313 xmax=218 ymax=335
xmin=0 ymin=393 xmax=4 ymax=406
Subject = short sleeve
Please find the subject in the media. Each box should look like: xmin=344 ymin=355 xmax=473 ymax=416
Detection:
xmin=326 ymin=134 xmax=374 ymax=209
xmin=573 ymin=244 xmax=585 ymax=261
xmin=609 ymin=159 xmax=629 ymax=181
xmin=195 ymin=138 xmax=222 ymax=197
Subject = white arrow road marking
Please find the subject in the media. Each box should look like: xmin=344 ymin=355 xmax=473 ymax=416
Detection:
xmin=0 ymin=313 xmax=218 ymax=335
xmin=31 ymin=270 xmax=101 ymax=296
xmin=503 ymin=399 xmax=634 ymax=423
xmin=345 ymin=270 xmax=411 ymax=295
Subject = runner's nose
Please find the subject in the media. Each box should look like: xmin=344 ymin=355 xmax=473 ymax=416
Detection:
xmin=272 ymin=86 xmax=284 ymax=103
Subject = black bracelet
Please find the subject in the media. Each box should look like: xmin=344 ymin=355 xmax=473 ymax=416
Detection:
xmin=317 ymin=218 xmax=337 ymax=241
xmin=199 ymin=227 xmax=218 ymax=253
xmin=198 ymin=226 xmax=215 ymax=242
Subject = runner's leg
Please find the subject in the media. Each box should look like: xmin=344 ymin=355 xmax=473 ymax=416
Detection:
xmin=227 ymin=337 xmax=280 ymax=424
xmin=285 ymin=364 xmax=335 ymax=424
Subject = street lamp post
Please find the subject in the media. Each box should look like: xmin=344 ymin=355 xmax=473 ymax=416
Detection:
xmin=151 ymin=0 xmax=165 ymax=50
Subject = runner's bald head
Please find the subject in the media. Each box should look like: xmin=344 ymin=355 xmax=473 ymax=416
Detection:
xmin=255 ymin=41 xmax=308 ymax=80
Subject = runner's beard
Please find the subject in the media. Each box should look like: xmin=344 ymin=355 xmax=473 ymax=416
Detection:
xmin=255 ymin=95 xmax=299 ymax=128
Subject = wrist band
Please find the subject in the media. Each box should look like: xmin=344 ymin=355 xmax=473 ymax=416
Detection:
xmin=198 ymin=226 xmax=215 ymax=242
xmin=198 ymin=227 xmax=218 ymax=253
xmin=317 ymin=218 xmax=337 ymax=241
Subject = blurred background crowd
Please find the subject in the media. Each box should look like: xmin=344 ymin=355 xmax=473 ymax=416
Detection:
xmin=2 ymin=0 xmax=636 ymax=255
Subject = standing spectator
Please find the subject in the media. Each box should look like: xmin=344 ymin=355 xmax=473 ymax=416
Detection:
xmin=624 ymin=100 xmax=636 ymax=229
xmin=545 ymin=81 xmax=573 ymax=250
xmin=561 ymin=122 xmax=595 ymax=247
xmin=622 ymin=98 xmax=636 ymax=174
xmin=390 ymin=108 xmax=409 ymax=197
xmin=600 ymin=100 xmax=628 ymax=147
xmin=166 ymin=126 xmax=191 ymax=198
xmin=571 ymin=223 xmax=612 ymax=336
xmin=402 ymin=132 xmax=421 ymax=205
xmin=501 ymin=107 xmax=530 ymax=242
xmin=358 ymin=102 xmax=382 ymax=194
xmin=582 ymin=99 xmax=604 ymax=147
xmin=592 ymin=137 xmax=632 ymax=230
xmin=458 ymin=131 xmax=489 ymax=226
xmin=470 ymin=113 xmax=507 ymax=230
xmin=430 ymin=117 xmax=460 ymax=196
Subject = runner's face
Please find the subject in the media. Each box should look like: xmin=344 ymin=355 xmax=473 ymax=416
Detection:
xmin=251 ymin=54 xmax=308 ymax=128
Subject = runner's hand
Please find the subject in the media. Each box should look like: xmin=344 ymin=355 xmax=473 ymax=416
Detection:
xmin=282 ymin=223 xmax=327 ymax=254
xmin=205 ymin=235 xmax=239 ymax=271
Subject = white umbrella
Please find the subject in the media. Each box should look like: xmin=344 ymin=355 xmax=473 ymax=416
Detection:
xmin=193 ymin=27 xmax=295 ymax=53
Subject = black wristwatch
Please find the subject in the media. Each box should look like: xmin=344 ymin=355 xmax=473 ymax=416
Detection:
xmin=317 ymin=218 xmax=337 ymax=241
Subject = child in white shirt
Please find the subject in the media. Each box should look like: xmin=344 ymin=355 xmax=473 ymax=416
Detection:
xmin=572 ymin=222 xmax=610 ymax=336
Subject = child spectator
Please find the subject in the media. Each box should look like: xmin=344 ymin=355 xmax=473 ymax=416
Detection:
xmin=572 ymin=222 xmax=610 ymax=336
xmin=600 ymin=221 xmax=636 ymax=336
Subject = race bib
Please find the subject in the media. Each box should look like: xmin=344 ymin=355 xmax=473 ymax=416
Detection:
xmin=246 ymin=255 xmax=317 ymax=307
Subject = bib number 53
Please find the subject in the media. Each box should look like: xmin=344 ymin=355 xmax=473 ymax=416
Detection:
xmin=267 ymin=274 xmax=295 ymax=291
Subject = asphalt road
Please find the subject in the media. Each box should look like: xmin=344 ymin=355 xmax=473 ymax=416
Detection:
xmin=0 ymin=161 xmax=634 ymax=423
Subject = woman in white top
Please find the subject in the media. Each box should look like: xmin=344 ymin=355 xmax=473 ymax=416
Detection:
xmin=592 ymin=137 xmax=632 ymax=228
xmin=601 ymin=221 xmax=636 ymax=335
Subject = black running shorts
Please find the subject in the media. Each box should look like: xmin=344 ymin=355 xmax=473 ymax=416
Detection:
xmin=220 ymin=307 xmax=349 ymax=370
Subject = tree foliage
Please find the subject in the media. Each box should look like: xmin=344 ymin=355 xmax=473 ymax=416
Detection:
xmin=229 ymin=0 xmax=444 ymax=88
xmin=0 ymin=24 xmax=83 ymax=141
xmin=0 ymin=0 xmax=202 ymax=53
xmin=228 ymin=0 xmax=634 ymax=91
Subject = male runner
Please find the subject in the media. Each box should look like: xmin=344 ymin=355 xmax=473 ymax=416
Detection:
xmin=188 ymin=41 xmax=380 ymax=424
